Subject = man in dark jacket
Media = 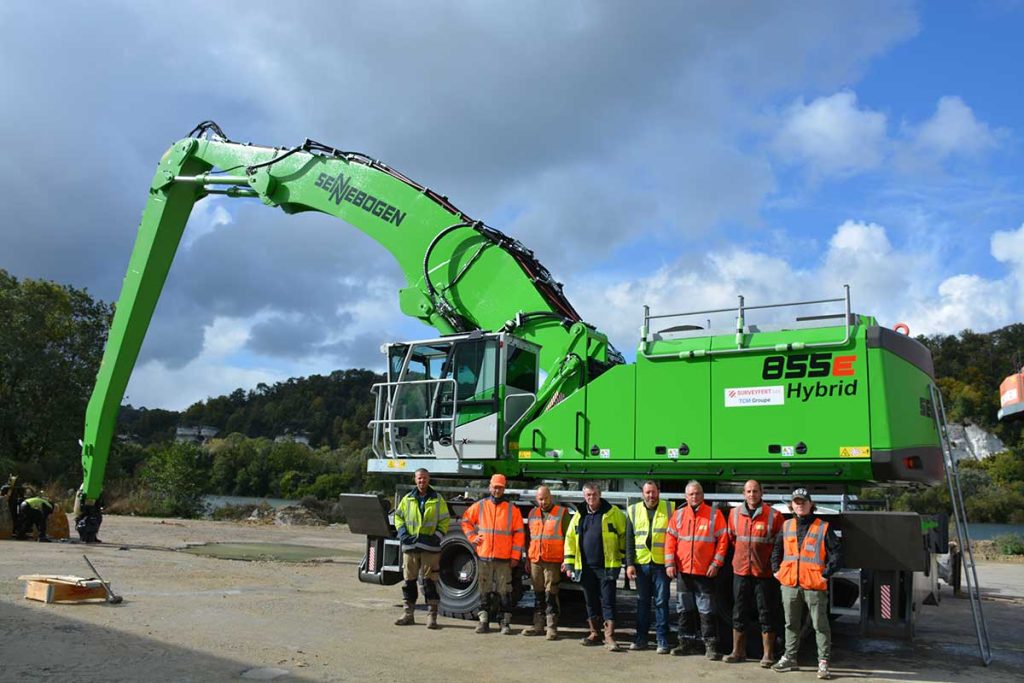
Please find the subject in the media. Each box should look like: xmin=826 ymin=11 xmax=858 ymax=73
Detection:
xmin=770 ymin=488 xmax=842 ymax=680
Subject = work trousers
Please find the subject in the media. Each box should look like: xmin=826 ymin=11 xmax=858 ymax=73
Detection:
xmin=401 ymin=550 xmax=441 ymax=603
xmin=580 ymin=566 xmax=619 ymax=622
xmin=529 ymin=561 xmax=561 ymax=615
xmin=478 ymin=559 xmax=514 ymax=612
xmin=677 ymin=574 xmax=716 ymax=640
xmin=781 ymin=585 xmax=831 ymax=661
xmin=733 ymin=574 xmax=776 ymax=632
xmin=634 ymin=563 xmax=670 ymax=647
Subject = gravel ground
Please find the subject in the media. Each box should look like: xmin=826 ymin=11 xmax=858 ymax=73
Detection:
xmin=0 ymin=515 xmax=1021 ymax=682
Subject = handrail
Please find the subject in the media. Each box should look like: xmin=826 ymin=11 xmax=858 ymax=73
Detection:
xmin=369 ymin=378 xmax=459 ymax=459
xmin=639 ymin=285 xmax=852 ymax=361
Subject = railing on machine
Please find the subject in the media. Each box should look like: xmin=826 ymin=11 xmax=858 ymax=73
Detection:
xmin=640 ymin=285 xmax=853 ymax=360
xmin=369 ymin=378 xmax=459 ymax=460
xmin=929 ymin=383 xmax=993 ymax=666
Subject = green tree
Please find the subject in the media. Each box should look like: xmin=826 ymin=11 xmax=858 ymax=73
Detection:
xmin=140 ymin=442 xmax=209 ymax=517
xmin=0 ymin=269 xmax=111 ymax=484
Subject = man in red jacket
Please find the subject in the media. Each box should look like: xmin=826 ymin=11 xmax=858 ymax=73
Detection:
xmin=665 ymin=480 xmax=728 ymax=659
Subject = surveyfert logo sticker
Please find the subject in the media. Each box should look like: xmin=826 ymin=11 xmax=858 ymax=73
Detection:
xmin=725 ymin=386 xmax=785 ymax=407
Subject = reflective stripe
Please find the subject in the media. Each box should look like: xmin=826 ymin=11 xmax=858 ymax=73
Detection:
xmin=734 ymin=536 xmax=774 ymax=543
xmin=676 ymin=535 xmax=715 ymax=543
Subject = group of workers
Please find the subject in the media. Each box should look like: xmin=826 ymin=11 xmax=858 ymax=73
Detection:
xmin=394 ymin=469 xmax=841 ymax=680
xmin=1 ymin=478 xmax=54 ymax=542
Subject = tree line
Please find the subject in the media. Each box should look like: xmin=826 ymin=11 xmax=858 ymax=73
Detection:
xmin=2 ymin=267 xmax=1024 ymax=520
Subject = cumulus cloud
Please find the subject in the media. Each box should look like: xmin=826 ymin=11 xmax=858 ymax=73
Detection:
xmin=772 ymin=91 xmax=888 ymax=178
xmin=909 ymin=96 xmax=1002 ymax=160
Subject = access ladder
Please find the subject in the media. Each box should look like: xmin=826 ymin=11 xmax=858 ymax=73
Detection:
xmin=929 ymin=384 xmax=993 ymax=666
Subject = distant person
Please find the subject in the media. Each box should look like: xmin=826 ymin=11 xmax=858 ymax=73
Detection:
xmin=771 ymin=488 xmax=842 ymax=680
xmin=520 ymin=485 xmax=569 ymax=640
xmin=724 ymin=479 xmax=784 ymax=666
xmin=394 ymin=468 xmax=451 ymax=629
xmin=17 ymin=493 xmax=54 ymax=542
xmin=665 ymin=480 xmax=728 ymax=659
xmin=563 ymin=481 xmax=628 ymax=652
xmin=461 ymin=474 xmax=524 ymax=634
xmin=625 ymin=480 xmax=674 ymax=654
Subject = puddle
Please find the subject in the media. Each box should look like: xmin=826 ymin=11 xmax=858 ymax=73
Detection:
xmin=181 ymin=542 xmax=354 ymax=563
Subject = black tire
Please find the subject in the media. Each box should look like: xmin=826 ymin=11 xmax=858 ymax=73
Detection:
xmin=438 ymin=529 xmax=482 ymax=619
xmin=437 ymin=529 xmax=527 ymax=620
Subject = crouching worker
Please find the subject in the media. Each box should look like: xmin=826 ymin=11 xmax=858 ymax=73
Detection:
xmin=17 ymin=493 xmax=54 ymax=542
xmin=521 ymin=485 xmax=569 ymax=639
xmin=771 ymin=488 xmax=842 ymax=680
xmin=394 ymin=468 xmax=450 ymax=630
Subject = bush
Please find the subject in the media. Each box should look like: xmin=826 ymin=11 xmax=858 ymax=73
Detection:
xmin=992 ymin=533 xmax=1024 ymax=556
xmin=139 ymin=442 xmax=209 ymax=518
xmin=211 ymin=501 xmax=272 ymax=521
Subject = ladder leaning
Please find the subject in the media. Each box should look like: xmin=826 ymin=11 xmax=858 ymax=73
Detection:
xmin=929 ymin=383 xmax=993 ymax=666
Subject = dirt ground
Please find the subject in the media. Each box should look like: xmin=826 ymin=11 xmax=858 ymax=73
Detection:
xmin=0 ymin=515 xmax=1021 ymax=682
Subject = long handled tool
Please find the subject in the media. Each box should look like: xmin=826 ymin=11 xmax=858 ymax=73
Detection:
xmin=82 ymin=554 xmax=123 ymax=604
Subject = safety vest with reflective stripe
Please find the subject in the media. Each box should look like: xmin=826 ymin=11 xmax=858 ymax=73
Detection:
xmin=729 ymin=503 xmax=782 ymax=578
xmin=394 ymin=489 xmax=451 ymax=552
xmin=628 ymin=500 xmax=674 ymax=566
xmin=563 ymin=504 xmax=627 ymax=570
xmin=776 ymin=517 xmax=829 ymax=591
xmin=665 ymin=503 xmax=728 ymax=575
xmin=461 ymin=497 xmax=526 ymax=562
xmin=527 ymin=505 xmax=567 ymax=563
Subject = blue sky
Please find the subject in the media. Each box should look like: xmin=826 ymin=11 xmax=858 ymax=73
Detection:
xmin=1 ymin=2 xmax=1023 ymax=410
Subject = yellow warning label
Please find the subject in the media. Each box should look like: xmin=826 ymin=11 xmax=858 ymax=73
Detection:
xmin=518 ymin=450 xmax=532 ymax=459
xmin=839 ymin=446 xmax=871 ymax=458
xmin=386 ymin=460 xmax=407 ymax=469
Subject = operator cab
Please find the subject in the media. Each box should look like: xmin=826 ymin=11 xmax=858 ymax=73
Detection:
xmin=368 ymin=331 xmax=538 ymax=473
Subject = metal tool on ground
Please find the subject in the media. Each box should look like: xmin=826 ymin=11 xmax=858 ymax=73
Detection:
xmin=83 ymin=554 xmax=123 ymax=604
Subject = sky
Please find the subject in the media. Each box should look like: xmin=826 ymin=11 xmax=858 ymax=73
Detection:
xmin=2 ymin=1 xmax=1023 ymax=411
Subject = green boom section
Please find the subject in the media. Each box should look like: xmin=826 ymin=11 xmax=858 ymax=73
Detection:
xmin=80 ymin=133 xmax=614 ymax=500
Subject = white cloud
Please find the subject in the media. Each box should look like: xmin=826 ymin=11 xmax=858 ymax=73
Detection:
xmin=575 ymin=219 xmax=1018 ymax=352
xmin=910 ymin=96 xmax=1001 ymax=160
xmin=772 ymin=91 xmax=888 ymax=177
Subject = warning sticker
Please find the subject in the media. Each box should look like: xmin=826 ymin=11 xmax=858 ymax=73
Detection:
xmin=518 ymin=450 xmax=532 ymax=459
xmin=725 ymin=386 xmax=785 ymax=407
xmin=839 ymin=446 xmax=871 ymax=458
xmin=386 ymin=460 xmax=407 ymax=469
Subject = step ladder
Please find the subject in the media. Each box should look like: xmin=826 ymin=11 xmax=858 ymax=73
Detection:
xmin=929 ymin=384 xmax=993 ymax=666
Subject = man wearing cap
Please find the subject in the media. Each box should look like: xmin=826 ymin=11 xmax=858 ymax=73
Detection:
xmin=771 ymin=488 xmax=842 ymax=680
xmin=461 ymin=474 xmax=525 ymax=635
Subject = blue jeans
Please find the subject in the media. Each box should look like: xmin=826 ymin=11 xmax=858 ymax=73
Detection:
xmin=580 ymin=566 xmax=619 ymax=622
xmin=634 ymin=563 xmax=670 ymax=647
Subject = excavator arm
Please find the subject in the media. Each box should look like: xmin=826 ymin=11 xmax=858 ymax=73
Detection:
xmin=79 ymin=122 xmax=620 ymax=503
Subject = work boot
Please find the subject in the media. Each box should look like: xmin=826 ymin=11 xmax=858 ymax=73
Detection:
xmin=394 ymin=601 xmax=416 ymax=626
xmin=760 ymin=631 xmax=776 ymax=668
xmin=670 ymin=638 xmax=701 ymax=656
xmin=500 ymin=612 xmax=514 ymax=635
xmin=426 ymin=600 xmax=440 ymax=630
xmin=581 ymin=618 xmax=602 ymax=646
xmin=723 ymin=629 xmax=746 ymax=663
xmin=475 ymin=610 xmax=490 ymax=634
xmin=603 ymin=620 xmax=622 ymax=652
xmin=37 ymin=536 xmax=51 ymax=543
xmin=521 ymin=611 xmax=545 ymax=636
xmin=545 ymin=614 xmax=558 ymax=640
xmin=705 ymin=639 xmax=722 ymax=661
xmin=816 ymin=659 xmax=831 ymax=680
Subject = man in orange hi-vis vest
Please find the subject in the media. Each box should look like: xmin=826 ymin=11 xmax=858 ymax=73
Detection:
xmin=665 ymin=480 xmax=728 ymax=660
xmin=770 ymin=488 xmax=842 ymax=681
xmin=520 ymin=485 xmax=569 ymax=640
xmin=461 ymin=474 xmax=525 ymax=635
